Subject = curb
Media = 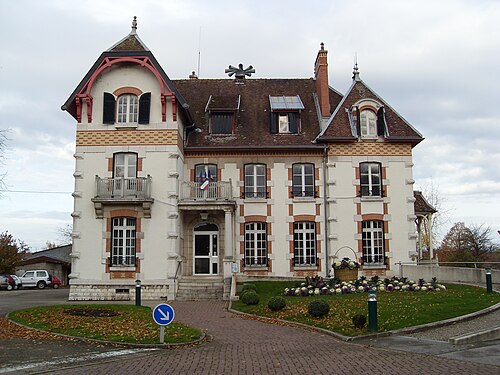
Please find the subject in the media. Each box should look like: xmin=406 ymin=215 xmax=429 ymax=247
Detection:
xmin=5 ymin=311 xmax=208 ymax=349
xmin=449 ymin=326 xmax=500 ymax=345
xmin=228 ymin=300 xmax=500 ymax=342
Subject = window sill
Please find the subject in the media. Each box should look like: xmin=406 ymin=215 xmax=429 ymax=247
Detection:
xmin=360 ymin=197 xmax=383 ymax=202
xmin=243 ymin=265 xmax=269 ymax=270
xmin=362 ymin=264 xmax=386 ymax=270
xmin=110 ymin=266 xmax=137 ymax=272
xmin=360 ymin=136 xmax=378 ymax=140
xmin=294 ymin=265 xmax=318 ymax=270
xmin=243 ymin=198 xmax=267 ymax=203
xmin=115 ymin=123 xmax=138 ymax=130
xmin=292 ymin=197 xmax=316 ymax=202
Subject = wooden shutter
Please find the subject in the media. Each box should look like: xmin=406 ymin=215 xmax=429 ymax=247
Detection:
xmin=103 ymin=92 xmax=115 ymax=124
xmin=289 ymin=113 xmax=299 ymax=133
xmin=270 ymin=112 xmax=278 ymax=134
xmin=377 ymin=107 xmax=386 ymax=136
xmin=138 ymin=92 xmax=151 ymax=124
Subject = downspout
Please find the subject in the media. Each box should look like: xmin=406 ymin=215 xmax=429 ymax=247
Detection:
xmin=322 ymin=145 xmax=330 ymax=277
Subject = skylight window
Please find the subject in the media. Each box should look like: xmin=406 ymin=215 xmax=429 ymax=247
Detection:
xmin=269 ymin=95 xmax=305 ymax=110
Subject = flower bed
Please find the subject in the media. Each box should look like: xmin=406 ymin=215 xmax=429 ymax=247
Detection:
xmin=284 ymin=276 xmax=447 ymax=297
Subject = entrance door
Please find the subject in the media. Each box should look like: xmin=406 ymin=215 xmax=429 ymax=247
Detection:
xmin=193 ymin=223 xmax=219 ymax=275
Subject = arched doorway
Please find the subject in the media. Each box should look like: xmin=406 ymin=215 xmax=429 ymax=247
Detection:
xmin=193 ymin=223 xmax=219 ymax=275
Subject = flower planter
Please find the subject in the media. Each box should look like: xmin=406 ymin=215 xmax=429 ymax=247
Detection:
xmin=335 ymin=268 xmax=358 ymax=282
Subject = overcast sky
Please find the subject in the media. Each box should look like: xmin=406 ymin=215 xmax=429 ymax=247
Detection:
xmin=0 ymin=0 xmax=499 ymax=251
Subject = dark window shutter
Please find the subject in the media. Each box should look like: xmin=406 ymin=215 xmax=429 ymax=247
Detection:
xmin=289 ymin=113 xmax=299 ymax=133
xmin=377 ymin=107 xmax=386 ymax=136
xmin=353 ymin=106 xmax=360 ymax=136
xmin=270 ymin=112 xmax=278 ymax=134
xmin=103 ymin=92 xmax=115 ymax=124
xmin=138 ymin=92 xmax=151 ymax=124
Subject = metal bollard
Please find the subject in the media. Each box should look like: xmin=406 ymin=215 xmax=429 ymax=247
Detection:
xmin=486 ymin=269 xmax=493 ymax=293
xmin=368 ymin=290 xmax=378 ymax=331
xmin=135 ymin=279 xmax=142 ymax=306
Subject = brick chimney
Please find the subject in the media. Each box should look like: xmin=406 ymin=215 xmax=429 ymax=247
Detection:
xmin=314 ymin=43 xmax=330 ymax=117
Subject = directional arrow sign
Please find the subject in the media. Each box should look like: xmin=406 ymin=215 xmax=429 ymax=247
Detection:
xmin=152 ymin=303 xmax=175 ymax=326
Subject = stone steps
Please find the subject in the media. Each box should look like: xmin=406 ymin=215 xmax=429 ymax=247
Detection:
xmin=176 ymin=276 xmax=224 ymax=300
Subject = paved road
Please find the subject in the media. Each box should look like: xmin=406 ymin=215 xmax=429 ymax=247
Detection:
xmin=0 ymin=289 xmax=498 ymax=374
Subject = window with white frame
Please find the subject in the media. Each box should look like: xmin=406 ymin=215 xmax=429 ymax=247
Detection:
xmin=360 ymin=162 xmax=382 ymax=197
xmin=362 ymin=220 xmax=384 ymax=264
xmin=293 ymin=222 xmax=316 ymax=266
xmin=244 ymin=222 xmax=267 ymax=266
xmin=360 ymin=109 xmax=377 ymax=137
xmin=111 ymin=217 xmax=136 ymax=266
xmin=117 ymin=94 xmax=139 ymax=123
xmin=292 ymin=163 xmax=314 ymax=197
xmin=244 ymin=164 xmax=266 ymax=198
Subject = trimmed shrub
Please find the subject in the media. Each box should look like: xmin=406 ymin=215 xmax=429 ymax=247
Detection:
xmin=308 ymin=300 xmax=330 ymax=318
xmin=241 ymin=284 xmax=257 ymax=293
xmin=267 ymin=297 xmax=286 ymax=312
xmin=241 ymin=290 xmax=260 ymax=305
xmin=352 ymin=314 xmax=367 ymax=329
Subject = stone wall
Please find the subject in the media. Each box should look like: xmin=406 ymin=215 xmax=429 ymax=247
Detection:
xmin=399 ymin=264 xmax=500 ymax=286
xmin=68 ymin=283 xmax=171 ymax=301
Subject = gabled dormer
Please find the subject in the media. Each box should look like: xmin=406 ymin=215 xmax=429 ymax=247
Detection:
xmin=61 ymin=17 xmax=192 ymax=128
xmin=315 ymin=64 xmax=423 ymax=146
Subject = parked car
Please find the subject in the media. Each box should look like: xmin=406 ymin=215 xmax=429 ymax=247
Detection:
xmin=10 ymin=275 xmax=22 ymax=289
xmin=48 ymin=275 xmax=62 ymax=289
xmin=19 ymin=270 xmax=52 ymax=289
xmin=0 ymin=275 xmax=13 ymax=290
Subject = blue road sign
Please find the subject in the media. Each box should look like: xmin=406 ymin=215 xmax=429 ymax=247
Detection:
xmin=152 ymin=303 xmax=175 ymax=326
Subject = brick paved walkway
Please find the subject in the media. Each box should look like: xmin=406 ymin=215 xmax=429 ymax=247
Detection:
xmin=48 ymin=301 xmax=499 ymax=375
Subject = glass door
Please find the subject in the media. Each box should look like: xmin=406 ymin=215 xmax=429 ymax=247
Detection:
xmin=193 ymin=224 xmax=219 ymax=275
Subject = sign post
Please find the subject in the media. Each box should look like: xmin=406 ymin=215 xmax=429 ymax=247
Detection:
xmin=152 ymin=303 xmax=175 ymax=343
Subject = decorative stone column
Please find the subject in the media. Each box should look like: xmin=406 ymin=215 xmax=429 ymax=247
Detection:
xmin=223 ymin=208 xmax=235 ymax=300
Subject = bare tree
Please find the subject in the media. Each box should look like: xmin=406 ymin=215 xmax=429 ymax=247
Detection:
xmin=57 ymin=223 xmax=73 ymax=244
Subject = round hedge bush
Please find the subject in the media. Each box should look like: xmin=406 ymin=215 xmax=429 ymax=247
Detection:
xmin=241 ymin=290 xmax=260 ymax=305
xmin=267 ymin=296 xmax=286 ymax=312
xmin=241 ymin=284 xmax=257 ymax=293
xmin=308 ymin=300 xmax=330 ymax=318
xmin=352 ymin=314 xmax=367 ymax=329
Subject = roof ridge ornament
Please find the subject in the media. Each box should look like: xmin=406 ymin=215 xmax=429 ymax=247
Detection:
xmin=352 ymin=53 xmax=361 ymax=81
xmin=131 ymin=16 xmax=137 ymax=35
xmin=225 ymin=64 xmax=255 ymax=80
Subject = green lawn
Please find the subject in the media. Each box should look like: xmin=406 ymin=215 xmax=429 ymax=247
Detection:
xmin=9 ymin=304 xmax=202 ymax=344
xmin=232 ymin=282 xmax=500 ymax=336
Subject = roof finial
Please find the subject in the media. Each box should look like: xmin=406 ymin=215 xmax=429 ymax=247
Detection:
xmin=131 ymin=16 xmax=137 ymax=34
xmin=320 ymin=42 xmax=324 ymax=51
xmin=352 ymin=52 xmax=360 ymax=81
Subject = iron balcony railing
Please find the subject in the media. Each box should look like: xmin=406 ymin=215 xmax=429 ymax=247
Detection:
xmin=179 ymin=181 xmax=233 ymax=201
xmin=95 ymin=176 xmax=152 ymax=199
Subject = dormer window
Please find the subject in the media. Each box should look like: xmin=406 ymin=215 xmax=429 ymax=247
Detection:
xmin=117 ymin=94 xmax=138 ymax=123
xmin=269 ymin=95 xmax=304 ymax=134
xmin=103 ymin=91 xmax=151 ymax=125
xmin=210 ymin=112 xmax=234 ymax=134
xmin=360 ymin=109 xmax=377 ymax=137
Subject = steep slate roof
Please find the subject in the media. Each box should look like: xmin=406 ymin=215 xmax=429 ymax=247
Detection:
xmin=317 ymin=79 xmax=423 ymax=146
xmin=414 ymin=191 xmax=437 ymax=214
xmin=175 ymin=78 xmax=343 ymax=150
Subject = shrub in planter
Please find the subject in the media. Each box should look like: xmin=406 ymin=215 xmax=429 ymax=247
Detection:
xmin=241 ymin=290 xmax=260 ymax=305
xmin=308 ymin=300 xmax=330 ymax=318
xmin=267 ymin=296 xmax=286 ymax=312
xmin=242 ymin=284 xmax=257 ymax=293
xmin=352 ymin=314 xmax=367 ymax=329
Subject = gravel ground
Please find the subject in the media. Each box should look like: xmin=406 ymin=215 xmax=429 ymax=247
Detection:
xmin=404 ymin=307 xmax=500 ymax=341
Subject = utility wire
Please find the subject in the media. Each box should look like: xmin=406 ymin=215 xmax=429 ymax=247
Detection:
xmin=2 ymin=189 xmax=72 ymax=194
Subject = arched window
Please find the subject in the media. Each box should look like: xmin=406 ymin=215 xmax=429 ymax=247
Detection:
xmin=117 ymin=94 xmax=139 ymax=123
xmin=360 ymin=110 xmax=377 ymax=137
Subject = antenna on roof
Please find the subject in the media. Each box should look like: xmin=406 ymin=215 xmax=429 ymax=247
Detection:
xmin=197 ymin=27 xmax=202 ymax=78
xmin=131 ymin=16 xmax=137 ymax=35
xmin=352 ymin=52 xmax=360 ymax=81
